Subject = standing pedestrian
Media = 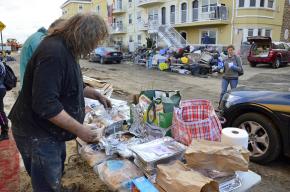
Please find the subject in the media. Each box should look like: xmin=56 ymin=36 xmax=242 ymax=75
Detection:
xmin=219 ymin=45 xmax=243 ymax=105
xmin=9 ymin=13 xmax=111 ymax=192
xmin=0 ymin=61 xmax=8 ymax=141
xmin=19 ymin=19 xmax=65 ymax=88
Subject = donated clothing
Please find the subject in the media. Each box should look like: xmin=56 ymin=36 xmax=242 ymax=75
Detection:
xmin=19 ymin=27 xmax=47 ymax=88
xmin=9 ymin=35 xmax=85 ymax=141
xmin=223 ymin=55 xmax=243 ymax=79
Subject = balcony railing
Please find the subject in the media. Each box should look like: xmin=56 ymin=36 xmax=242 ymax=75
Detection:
xmin=178 ymin=5 xmax=229 ymax=24
xmin=137 ymin=0 xmax=165 ymax=7
xmin=111 ymin=23 xmax=126 ymax=34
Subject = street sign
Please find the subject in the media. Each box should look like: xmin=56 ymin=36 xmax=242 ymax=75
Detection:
xmin=0 ymin=21 xmax=6 ymax=32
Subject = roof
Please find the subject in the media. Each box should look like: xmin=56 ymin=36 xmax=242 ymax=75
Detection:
xmin=61 ymin=0 xmax=92 ymax=9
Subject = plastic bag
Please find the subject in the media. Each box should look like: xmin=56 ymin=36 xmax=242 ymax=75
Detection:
xmin=79 ymin=144 xmax=107 ymax=167
xmin=97 ymin=159 xmax=143 ymax=191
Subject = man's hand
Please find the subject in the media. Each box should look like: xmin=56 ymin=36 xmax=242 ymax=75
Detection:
xmin=96 ymin=93 xmax=112 ymax=109
xmin=84 ymin=86 xmax=112 ymax=109
xmin=77 ymin=125 xmax=103 ymax=143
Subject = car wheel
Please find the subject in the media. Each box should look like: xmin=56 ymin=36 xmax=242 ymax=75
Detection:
xmin=249 ymin=62 xmax=256 ymax=67
xmin=232 ymin=112 xmax=281 ymax=164
xmin=116 ymin=60 xmax=121 ymax=64
xmin=100 ymin=57 xmax=105 ymax=64
xmin=272 ymin=57 xmax=281 ymax=69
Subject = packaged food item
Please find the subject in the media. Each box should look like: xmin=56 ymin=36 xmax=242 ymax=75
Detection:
xmin=79 ymin=144 xmax=107 ymax=167
xmin=97 ymin=159 xmax=143 ymax=191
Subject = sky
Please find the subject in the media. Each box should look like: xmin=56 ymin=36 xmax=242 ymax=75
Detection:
xmin=0 ymin=0 xmax=65 ymax=44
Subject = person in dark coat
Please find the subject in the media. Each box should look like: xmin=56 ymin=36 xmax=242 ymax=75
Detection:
xmin=9 ymin=13 xmax=111 ymax=191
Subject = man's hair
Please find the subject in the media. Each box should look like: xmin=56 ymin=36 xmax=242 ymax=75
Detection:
xmin=48 ymin=18 xmax=66 ymax=30
xmin=227 ymin=44 xmax=235 ymax=50
xmin=48 ymin=13 xmax=108 ymax=58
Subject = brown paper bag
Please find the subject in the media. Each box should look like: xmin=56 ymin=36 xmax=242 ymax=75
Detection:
xmin=156 ymin=161 xmax=219 ymax=192
xmin=185 ymin=140 xmax=249 ymax=173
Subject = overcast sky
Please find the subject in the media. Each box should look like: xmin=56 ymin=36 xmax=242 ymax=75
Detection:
xmin=0 ymin=0 xmax=64 ymax=44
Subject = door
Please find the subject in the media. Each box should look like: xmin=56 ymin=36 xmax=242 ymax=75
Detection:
xmin=161 ymin=7 xmax=166 ymax=25
xmin=180 ymin=32 xmax=187 ymax=40
xmin=192 ymin=0 xmax=199 ymax=21
xmin=116 ymin=0 xmax=122 ymax=9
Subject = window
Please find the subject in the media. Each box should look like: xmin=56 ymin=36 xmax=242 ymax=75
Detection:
xmin=268 ymin=0 xmax=274 ymax=8
xmin=149 ymin=9 xmax=159 ymax=21
xmin=265 ymin=29 xmax=271 ymax=37
xmin=137 ymin=35 xmax=142 ymax=45
xmin=202 ymin=0 xmax=217 ymax=12
xmin=129 ymin=35 xmax=133 ymax=42
xmin=248 ymin=29 xmax=254 ymax=37
xmin=78 ymin=4 xmax=83 ymax=12
xmin=170 ymin=5 xmax=175 ymax=24
xmin=260 ymin=0 xmax=265 ymax=7
xmin=201 ymin=30 xmax=217 ymax=44
xmin=181 ymin=3 xmax=187 ymax=23
xmin=116 ymin=0 xmax=122 ymax=9
xmin=136 ymin=12 xmax=141 ymax=23
xmin=129 ymin=14 xmax=132 ymax=24
xmin=239 ymin=0 xmax=245 ymax=7
xmin=250 ymin=0 xmax=256 ymax=7
xmin=258 ymin=29 xmax=263 ymax=36
xmin=96 ymin=5 xmax=100 ymax=14
xmin=209 ymin=0 xmax=217 ymax=11
xmin=273 ymin=43 xmax=285 ymax=50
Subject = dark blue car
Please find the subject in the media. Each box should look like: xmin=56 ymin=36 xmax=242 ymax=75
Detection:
xmin=89 ymin=47 xmax=123 ymax=64
xmin=220 ymin=87 xmax=290 ymax=164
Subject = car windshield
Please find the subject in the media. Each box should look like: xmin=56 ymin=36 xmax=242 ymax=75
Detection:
xmin=103 ymin=47 xmax=117 ymax=52
xmin=272 ymin=43 xmax=285 ymax=49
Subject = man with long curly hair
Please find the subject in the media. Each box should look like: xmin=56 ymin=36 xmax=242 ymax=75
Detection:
xmin=9 ymin=13 xmax=111 ymax=191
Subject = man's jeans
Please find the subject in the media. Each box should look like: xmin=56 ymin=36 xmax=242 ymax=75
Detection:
xmin=220 ymin=78 xmax=239 ymax=102
xmin=13 ymin=133 xmax=66 ymax=192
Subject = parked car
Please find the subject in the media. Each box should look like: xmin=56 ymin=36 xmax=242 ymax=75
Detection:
xmin=89 ymin=47 xmax=123 ymax=64
xmin=247 ymin=36 xmax=290 ymax=68
xmin=220 ymin=87 xmax=290 ymax=164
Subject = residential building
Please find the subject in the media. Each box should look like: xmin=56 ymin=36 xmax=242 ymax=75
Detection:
xmin=61 ymin=0 xmax=108 ymax=21
xmin=280 ymin=0 xmax=290 ymax=42
xmin=61 ymin=0 xmax=93 ymax=18
xmin=234 ymin=0 xmax=285 ymax=43
xmin=61 ymin=0 xmax=287 ymax=49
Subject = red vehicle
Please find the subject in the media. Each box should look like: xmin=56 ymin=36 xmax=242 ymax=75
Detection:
xmin=247 ymin=36 xmax=290 ymax=69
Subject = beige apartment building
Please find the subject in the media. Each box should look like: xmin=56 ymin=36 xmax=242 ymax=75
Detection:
xmin=61 ymin=0 xmax=287 ymax=49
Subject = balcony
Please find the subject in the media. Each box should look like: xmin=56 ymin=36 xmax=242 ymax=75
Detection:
xmin=137 ymin=0 xmax=165 ymax=7
xmin=110 ymin=23 xmax=126 ymax=34
xmin=174 ymin=6 xmax=229 ymax=28
xmin=112 ymin=4 xmax=127 ymax=14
